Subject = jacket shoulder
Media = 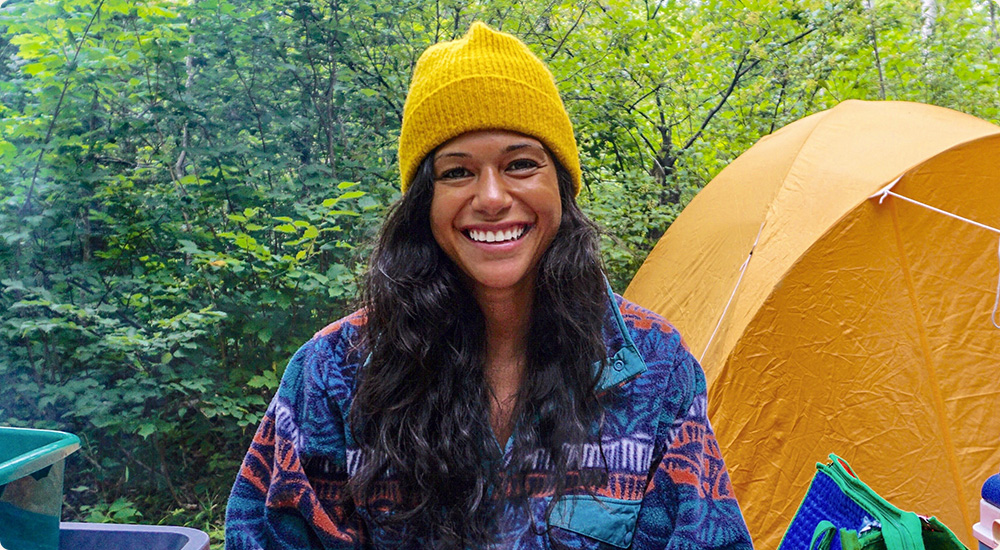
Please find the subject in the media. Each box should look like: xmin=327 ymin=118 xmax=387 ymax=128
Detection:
xmin=312 ymin=308 xmax=367 ymax=342
xmin=613 ymin=294 xmax=686 ymax=341
xmin=277 ymin=308 xmax=367 ymax=411
xmin=611 ymin=294 xmax=705 ymax=405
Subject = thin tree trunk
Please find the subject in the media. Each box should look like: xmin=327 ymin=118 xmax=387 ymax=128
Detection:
xmin=174 ymin=22 xmax=196 ymax=264
xmin=174 ymin=26 xmax=197 ymax=179
xmin=919 ymin=0 xmax=937 ymax=101
xmin=81 ymin=206 xmax=91 ymax=262
xmin=921 ymin=0 xmax=937 ymax=40
xmin=866 ymin=0 xmax=887 ymax=99
xmin=991 ymin=1 xmax=998 ymax=49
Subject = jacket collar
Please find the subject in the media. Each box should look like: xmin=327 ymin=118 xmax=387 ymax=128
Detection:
xmin=594 ymin=282 xmax=647 ymax=392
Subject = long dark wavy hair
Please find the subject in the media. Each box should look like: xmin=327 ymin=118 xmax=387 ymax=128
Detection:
xmin=349 ymin=151 xmax=608 ymax=548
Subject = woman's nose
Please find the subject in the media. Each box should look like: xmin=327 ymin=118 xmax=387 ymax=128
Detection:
xmin=471 ymin=168 xmax=512 ymax=216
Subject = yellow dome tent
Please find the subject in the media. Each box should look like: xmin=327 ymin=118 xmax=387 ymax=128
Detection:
xmin=624 ymin=100 xmax=1000 ymax=548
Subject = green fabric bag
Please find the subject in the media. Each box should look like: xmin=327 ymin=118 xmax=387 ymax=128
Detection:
xmin=795 ymin=455 xmax=967 ymax=550
xmin=810 ymin=517 xmax=966 ymax=550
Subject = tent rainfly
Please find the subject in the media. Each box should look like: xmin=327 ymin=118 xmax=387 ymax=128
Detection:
xmin=625 ymin=100 xmax=1000 ymax=548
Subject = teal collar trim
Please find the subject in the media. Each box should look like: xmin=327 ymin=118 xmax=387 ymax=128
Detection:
xmin=594 ymin=283 xmax=647 ymax=391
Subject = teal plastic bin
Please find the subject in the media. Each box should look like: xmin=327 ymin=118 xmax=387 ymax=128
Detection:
xmin=0 ymin=427 xmax=80 ymax=550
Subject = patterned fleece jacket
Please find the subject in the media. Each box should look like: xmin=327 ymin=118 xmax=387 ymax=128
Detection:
xmin=225 ymin=289 xmax=754 ymax=550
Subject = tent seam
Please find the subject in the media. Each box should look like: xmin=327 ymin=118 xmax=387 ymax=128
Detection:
xmin=766 ymin=110 xmax=830 ymax=222
xmin=888 ymin=198 xmax=972 ymax=533
xmin=704 ymin=111 xmax=832 ymax=366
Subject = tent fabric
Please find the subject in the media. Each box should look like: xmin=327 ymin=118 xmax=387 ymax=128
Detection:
xmin=623 ymin=100 xmax=1000 ymax=549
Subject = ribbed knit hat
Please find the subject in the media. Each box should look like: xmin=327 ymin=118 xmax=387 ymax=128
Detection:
xmin=398 ymin=22 xmax=581 ymax=194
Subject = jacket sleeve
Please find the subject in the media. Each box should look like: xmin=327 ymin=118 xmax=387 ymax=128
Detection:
xmin=225 ymin=333 xmax=365 ymax=550
xmin=635 ymin=332 xmax=754 ymax=550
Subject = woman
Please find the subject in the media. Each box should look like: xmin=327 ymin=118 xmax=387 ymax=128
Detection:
xmin=226 ymin=22 xmax=753 ymax=550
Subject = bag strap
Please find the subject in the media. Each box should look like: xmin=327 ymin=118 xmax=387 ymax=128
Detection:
xmin=820 ymin=455 xmax=924 ymax=550
xmin=811 ymin=521 xmax=869 ymax=550
xmin=811 ymin=521 xmax=839 ymax=550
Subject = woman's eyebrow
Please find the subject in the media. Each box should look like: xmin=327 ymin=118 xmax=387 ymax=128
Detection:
xmin=504 ymin=143 xmax=541 ymax=152
xmin=435 ymin=143 xmax=542 ymax=160
xmin=434 ymin=151 xmax=470 ymax=160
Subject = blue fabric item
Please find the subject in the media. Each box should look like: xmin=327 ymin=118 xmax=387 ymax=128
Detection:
xmin=983 ymin=473 xmax=1000 ymax=508
xmin=225 ymin=289 xmax=754 ymax=549
xmin=778 ymin=470 xmax=874 ymax=550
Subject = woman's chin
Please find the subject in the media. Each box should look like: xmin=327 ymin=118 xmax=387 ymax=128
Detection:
xmin=462 ymin=267 xmax=537 ymax=297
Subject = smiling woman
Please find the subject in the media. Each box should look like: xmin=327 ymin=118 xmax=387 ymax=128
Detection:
xmin=430 ymin=131 xmax=562 ymax=302
xmin=225 ymin=22 xmax=753 ymax=550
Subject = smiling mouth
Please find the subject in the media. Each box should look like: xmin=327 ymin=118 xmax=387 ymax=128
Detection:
xmin=464 ymin=225 xmax=531 ymax=244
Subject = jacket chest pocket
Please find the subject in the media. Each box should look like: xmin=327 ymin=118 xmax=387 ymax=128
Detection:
xmin=548 ymin=495 xmax=642 ymax=549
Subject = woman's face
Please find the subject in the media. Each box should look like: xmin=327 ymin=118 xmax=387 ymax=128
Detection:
xmin=429 ymin=130 xmax=562 ymax=298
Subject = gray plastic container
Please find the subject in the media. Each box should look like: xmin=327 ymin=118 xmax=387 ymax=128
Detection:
xmin=59 ymin=523 xmax=210 ymax=550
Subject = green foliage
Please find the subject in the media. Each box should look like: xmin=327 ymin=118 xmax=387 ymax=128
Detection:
xmin=1 ymin=0 xmax=998 ymax=544
xmin=80 ymin=496 xmax=143 ymax=524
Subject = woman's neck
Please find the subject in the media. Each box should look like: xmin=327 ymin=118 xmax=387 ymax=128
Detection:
xmin=474 ymin=285 xmax=533 ymax=448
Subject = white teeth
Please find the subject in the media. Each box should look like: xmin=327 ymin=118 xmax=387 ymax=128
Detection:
xmin=469 ymin=226 xmax=526 ymax=243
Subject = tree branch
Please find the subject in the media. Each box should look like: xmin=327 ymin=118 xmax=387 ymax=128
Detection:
xmin=20 ymin=0 xmax=107 ymax=216
xmin=680 ymin=51 xmax=759 ymax=154
xmin=548 ymin=1 xmax=590 ymax=60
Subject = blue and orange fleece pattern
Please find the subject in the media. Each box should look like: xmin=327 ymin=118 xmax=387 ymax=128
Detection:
xmin=225 ymin=291 xmax=754 ymax=549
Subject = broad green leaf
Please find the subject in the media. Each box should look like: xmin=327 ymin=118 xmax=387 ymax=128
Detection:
xmin=326 ymin=209 xmax=361 ymax=217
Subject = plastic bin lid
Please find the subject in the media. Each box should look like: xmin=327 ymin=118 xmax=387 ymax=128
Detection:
xmin=60 ymin=522 xmax=211 ymax=550
xmin=0 ymin=427 xmax=80 ymax=485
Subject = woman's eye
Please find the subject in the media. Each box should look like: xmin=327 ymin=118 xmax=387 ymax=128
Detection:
xmin=438 ymin=167 xmax=472 ymax=180
xmin=507 ymin=159 xmax=539 ymax=172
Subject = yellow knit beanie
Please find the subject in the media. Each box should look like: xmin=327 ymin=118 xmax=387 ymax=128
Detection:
xmin=398 ymin=22 xmax=581 ymax=194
